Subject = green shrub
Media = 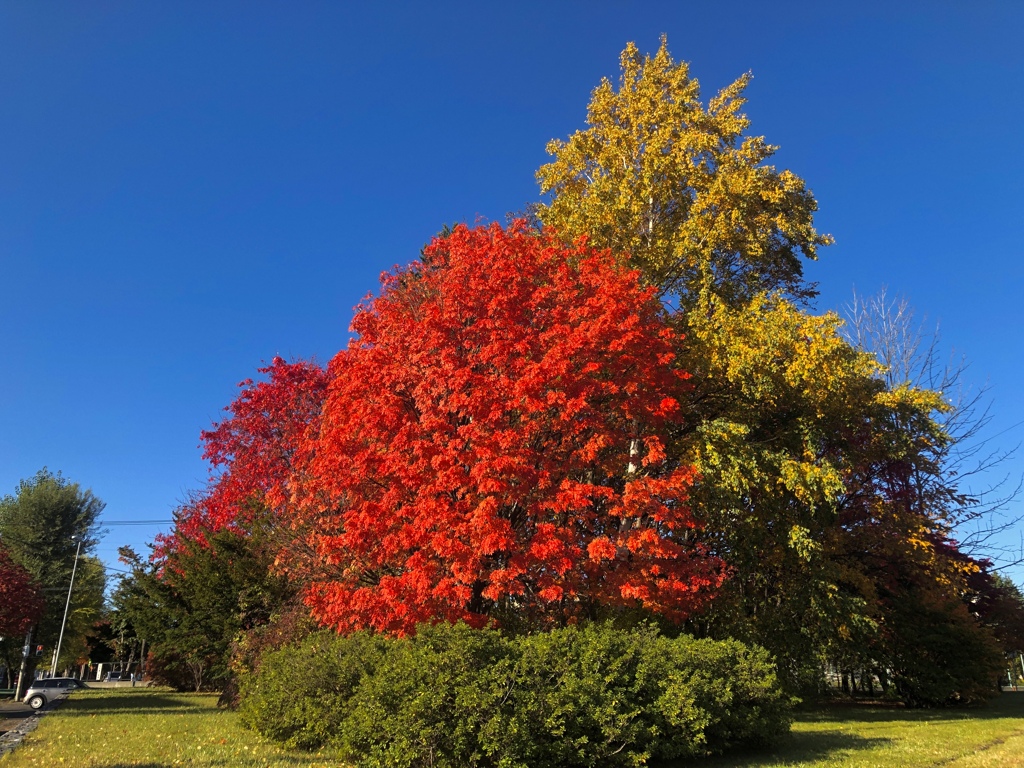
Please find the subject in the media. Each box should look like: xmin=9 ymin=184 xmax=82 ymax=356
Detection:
xmin=238 ymin=630 xmax=389 ymax=749
xmin=237 ymin=622 xmax=792 ymax=766
xmin=888 ymin=610 xmax=1003 ymax=707
xmin=479 ymin=626 xmax=790 ymax=767
xmin=337 ymin=622 xmax=508 ymax=768
xmin=480 ymin=623 xmax=662 ymax=767
xmin=647 ymin=636 xmax=791 ymax=760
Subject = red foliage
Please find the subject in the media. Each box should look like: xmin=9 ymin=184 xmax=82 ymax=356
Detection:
xmin=156 ymin=358 xmax=328 ymax=559
xmin=300 ymin=223 xmax=724 ymax=635
xmin=0 ymin=542 xmax=44 ymax=637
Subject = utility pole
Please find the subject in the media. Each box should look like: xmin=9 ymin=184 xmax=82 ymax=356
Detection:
xmin=50 ymin=535 xmax=84 ymax=678
xmin=14 ymin=625 xmax=33 ymax=701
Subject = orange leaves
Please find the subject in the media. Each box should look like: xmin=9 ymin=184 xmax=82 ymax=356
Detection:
xmin=298 ymin=223 xmax=723 ymax=634
xmin=587 ymin=536 xmax=618 ymax=562
xmin=156 ymin=358 xmax=327 ymax=562
xmin=166 ymin=223 xmax=724 ymax=636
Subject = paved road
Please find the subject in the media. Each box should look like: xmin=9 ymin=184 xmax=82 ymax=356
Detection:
xmin=0 ymin=699 xmax=33 ymax=735
xmin=0 ymin=698 xmax=44 ymax=759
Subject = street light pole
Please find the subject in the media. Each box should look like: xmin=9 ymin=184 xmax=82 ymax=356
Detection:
xmin=50 ymin=535 xmax=83 ymax=677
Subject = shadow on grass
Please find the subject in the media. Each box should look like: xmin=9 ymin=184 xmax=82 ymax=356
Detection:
xmin=799 ymin=690 xmax=1024 ymax=725
xmin=659 ymin=694 xmax=1024 ymax=767
xmin=58 ymin=692 xmax=217 ymax=717
xmin=658 ymin=731 xmax=893 ymax=768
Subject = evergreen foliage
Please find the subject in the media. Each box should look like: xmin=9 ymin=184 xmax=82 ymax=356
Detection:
xmin=112 ymin=523 xmax=294 ymax=691
xmin=0 ymin=469 xmax=106 ymax=670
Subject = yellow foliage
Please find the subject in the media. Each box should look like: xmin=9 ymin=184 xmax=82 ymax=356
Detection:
xmin=538 ymin=37 xmax=831 ymax=304
xmin=536 ymin=37 xmax=982 ymax=683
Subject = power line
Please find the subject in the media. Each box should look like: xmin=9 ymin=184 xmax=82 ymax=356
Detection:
xmin=101 ymin=520 xmax=173 ymax=526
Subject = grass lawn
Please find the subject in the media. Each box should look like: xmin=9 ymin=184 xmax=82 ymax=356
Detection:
xmin=1 ymin=688 xmax=347 ymax=767
xmin=688 ymin=693 xmax=1024 ymax=768
xmin=3 ymin=688 xmax=1024 ymax=767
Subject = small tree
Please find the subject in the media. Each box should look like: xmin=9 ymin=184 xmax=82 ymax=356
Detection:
xmin=0 ymin=469 xmax=105 ymax=661
xmin=113 ymin=522 xmax=295 ymax=692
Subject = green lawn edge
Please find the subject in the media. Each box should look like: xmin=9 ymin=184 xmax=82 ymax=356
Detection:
xmin=4 ymin=688 xmax=1024 ymax=767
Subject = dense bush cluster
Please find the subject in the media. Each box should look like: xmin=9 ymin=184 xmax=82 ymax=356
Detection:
xmin=239 ymin=622 xmax=790 ymax=767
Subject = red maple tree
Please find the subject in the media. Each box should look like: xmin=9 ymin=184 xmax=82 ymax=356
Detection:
xmin=0 ymin=542 xmax=44 ymax=637
xmin=300 ymin=223 xmax=724 ymax=635
xmin=156 ymin=357 xmax=327 ymax=560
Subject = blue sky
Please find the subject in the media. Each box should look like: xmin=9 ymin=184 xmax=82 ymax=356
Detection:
xmin=2 ymin=2 xmax=1022 ymax=582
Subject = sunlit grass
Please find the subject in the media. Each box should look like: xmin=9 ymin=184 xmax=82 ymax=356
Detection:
xmin=4 ymin=688 xmax=1024 ymax=767
xmin=684 ymin=693 xmax=1024 ymax=768
xmin=0 ymin=687 xmax=347 ymax=767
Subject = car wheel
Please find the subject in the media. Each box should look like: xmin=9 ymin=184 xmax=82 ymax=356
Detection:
xmin=27 ymin=695 xmax=45 ymax=710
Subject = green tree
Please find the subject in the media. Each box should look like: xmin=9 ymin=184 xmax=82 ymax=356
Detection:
xmin=53 ymin=555 xmax=107 ymax=672
xmin=0 ymin=469 xmax=105 ymax=671
xmin=112 ymin=520 xmax=294 ymax=692
xmin=980 ymin=573 xmax=1024 ymax=659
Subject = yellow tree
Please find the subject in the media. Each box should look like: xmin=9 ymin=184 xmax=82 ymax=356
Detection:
xmin=537 ymin=37 xmax=831 ymax=306
xmin=537 ymin=39 xmax=1000 ymax=698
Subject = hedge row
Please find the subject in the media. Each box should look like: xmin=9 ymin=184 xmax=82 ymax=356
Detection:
xmin=239 ymin=623 xmax=791 ymax=767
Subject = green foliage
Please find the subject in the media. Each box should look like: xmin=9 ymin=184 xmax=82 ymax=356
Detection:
xmin=239 ymin=631 xmax=390 ymax=749
xmin=490 ymin=629 xmax=791 ymax=765
xmin=54 ymin=555 xmax=107 ymax=670
xmin=0 ymin=469 xmax=104 ymax=583
xmin=13 ymin=686 xmax=1024 ymax=768
xmin=656 ymin=636 xmax=793 ymax=754
xmin=486 ymin=624 xmax=665 ymax=767
xmin=238 ymin=623 xmax=791 ymax=767
xmin=340 ymin=624 xmax=506 ymax=767
xmin=884 ymin=592 xmax=1003 ymax=707
xmin=0 ymin=468 xmax=106 ymax=667
xmin=111 ymin=524 xmax=294 ymax=692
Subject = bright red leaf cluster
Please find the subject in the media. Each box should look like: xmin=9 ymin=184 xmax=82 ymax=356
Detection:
xmin=299 ymin=223 xmax=724 ymax=635
xmin=0 ymin=542 xmax=44 ymax=637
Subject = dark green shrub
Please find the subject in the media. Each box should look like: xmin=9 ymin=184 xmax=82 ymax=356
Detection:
xmin=237 ymin=622 xmax=791 ymax=766
xmin=238 ymin=630 xmax=389 ymax=749
xmin=885 ymin=595 xmax=1004 ymax=707
xmin=336 ymin=622 xmax=508 ymax=768
xmin=647 ymin=636 xmax=791 ymax=760
xmin=480 ymin=624 xmax=663 ymax=768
